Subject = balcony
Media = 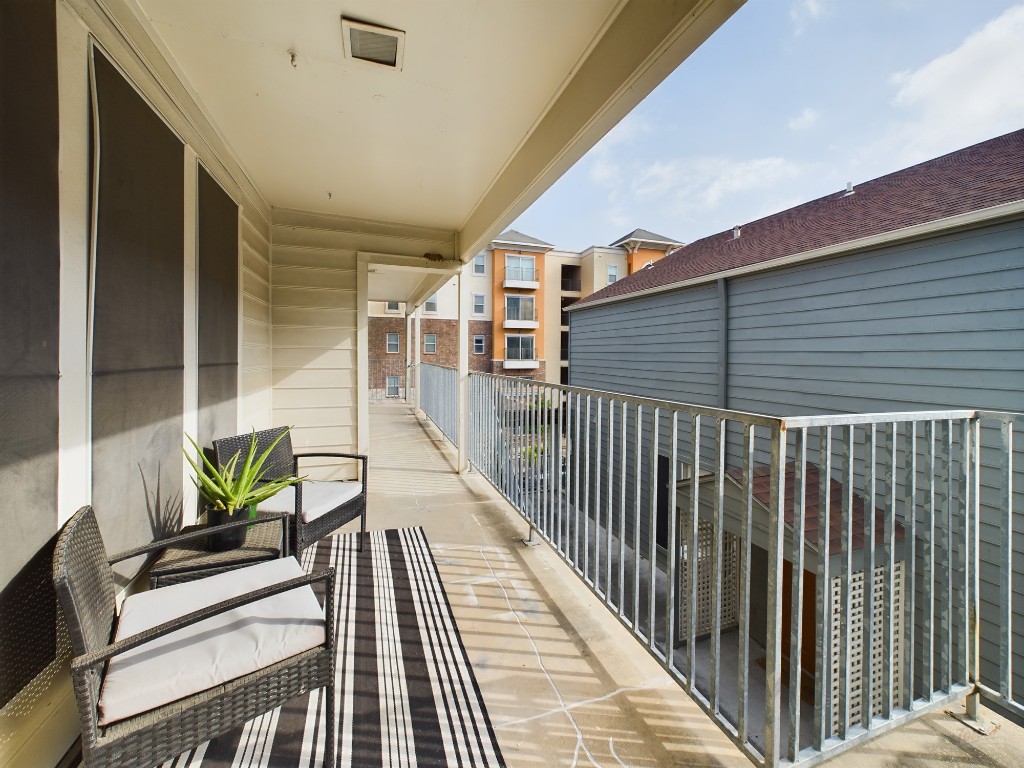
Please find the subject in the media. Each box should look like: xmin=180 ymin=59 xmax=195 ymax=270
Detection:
xmin=503 ymin=305 xmax=539 ymax=330
xmin=503 ymin=267 xmax=540 ymax=290
xmin=414 ymin=365 xmax=1024 ymax=768
xmin=561 ymin=278 xmax=582 ymax=292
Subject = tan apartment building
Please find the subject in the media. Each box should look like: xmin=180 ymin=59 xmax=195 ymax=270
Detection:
xmin=369 ymin=228 xmax=680 ymax=391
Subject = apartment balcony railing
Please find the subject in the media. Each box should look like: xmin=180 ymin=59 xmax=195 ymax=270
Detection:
xmin=419 ymin=363 xmax=458 ymax=447
xmin=504 ymin=306 xmax=537 ymax=323
xmin=561 ymin=278 xmax=582 ymax=292
xmin=505 ymin=266 xmax=536 ymax=282
xmin=461 ymin=372 xmax=1022 ymax=767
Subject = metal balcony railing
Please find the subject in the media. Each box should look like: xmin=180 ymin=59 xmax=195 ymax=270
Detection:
xmin=504 ymin=345 xmax=536 ymax=361
xmin=561 ymin=278 xmax=582 ymax=291
xmin=505 ymin=266 xmax=536 ymax=282
xmin=504 ymin=305 xmax=537 ymax=322
xmin=465 ymin=372 xmax=1022 ymax=768
xmin=419 ymin=363 xmax=457 ymax=447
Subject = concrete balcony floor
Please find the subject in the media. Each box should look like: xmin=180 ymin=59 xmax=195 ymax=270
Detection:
xmin=364 ymin=401 xmax=1024 ymax=767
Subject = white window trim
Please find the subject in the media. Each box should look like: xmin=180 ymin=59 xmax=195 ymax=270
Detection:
xmin=424 ymin=294 xmax=438 ymax=314
xmin=472 ymin=293 xmax=486 ymax=316
xmin=505 ymin=254 xmax=536 ymax=282
xmin=607 ymin=264 xmax=618 ymax=285
xmin=386 ymin=332 xmax=400 ymax=354
xmin=505 ymin=333 xmax=535 ymax=360
xmin=385 ymin=301 xmax=400 ymax=313
xmin=473 ymin=254 xmax=486 ymax=275
xmin=504 ymin=294 xmax=535 ymax=322
xmin=423 ymin=333 xmax=437 ymax=354
xmin=473 ymin=335 xmax=485 ymax=354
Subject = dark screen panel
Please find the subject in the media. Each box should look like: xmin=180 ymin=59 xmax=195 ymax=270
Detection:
xmin=0 ymin=0 xmax=61 ymax=705
xmin=197 ymin=166 xmax=239 ymax=447
xmin=91 ymin=50 xmax=184 ymax=564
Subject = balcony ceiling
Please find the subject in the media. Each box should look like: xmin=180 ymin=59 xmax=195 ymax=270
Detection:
xmin=128 ymin=0 xmax=743 ymax=260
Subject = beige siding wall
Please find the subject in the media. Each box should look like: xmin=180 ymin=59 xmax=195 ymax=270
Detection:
xmin=240 ymin=211 xmax=273 ymax=430
xmin=270 ymin=229 xmax=359 ymax=481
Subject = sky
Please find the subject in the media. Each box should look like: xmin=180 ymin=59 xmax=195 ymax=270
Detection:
xmin=510 ymin=1 xmax=1024 ymax=251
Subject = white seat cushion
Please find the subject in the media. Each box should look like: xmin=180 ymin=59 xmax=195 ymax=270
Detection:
xmin=259 ymin=480 xmax=363 ymax=523
xmin=98 ymin=557 xmax=325 ymax=726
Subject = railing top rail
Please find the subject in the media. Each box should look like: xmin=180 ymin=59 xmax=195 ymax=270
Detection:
xmin=781 ymin=409 xmax=981 ymax=429
xmin=419 ymin=362 xmax=458 ymax=373
xmin=975 ymin=410 xmax=1024 ymax=424
xmin=469 ymin=372 xmax=785 ymax=429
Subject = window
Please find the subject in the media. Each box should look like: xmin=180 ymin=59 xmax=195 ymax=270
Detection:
xmin=607 ymin=264 xmax=618 ymax=284
xmin=386 ymin=332 xmax=400 ymax=354
xmin=385 ymin=300 xmax=400 ymax=313
xmin=472 ymin=293 xmax=485 ymax=315
xmin=505 ymin=254 xmax=536 ymax=282
xmin=473 ymin=335 xmax=485 ymax=354
xmin=425 ymin=294 xmax=438 ymax=313
xmin=386 ymin=376 xmax=400 ymax=397
xmin=505 ymin=295 xmax=535 ymax=322
xmin=473 ymin=253 xmax=486 ymax=275
xmin=505 ymin=334 xmax=535 ymax=361
xmin=424 ymin=333 xmax=437 ymax=354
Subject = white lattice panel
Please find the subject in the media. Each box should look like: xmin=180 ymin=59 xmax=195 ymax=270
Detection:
xmin=829 ymin=562 xmax=905 ymax=734
xmin=677 ymin=518 xmax=741 ymax=640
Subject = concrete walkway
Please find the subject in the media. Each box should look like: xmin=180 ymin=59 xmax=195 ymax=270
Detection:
xmin=362 ymin=401 xmax=1023 ymax=768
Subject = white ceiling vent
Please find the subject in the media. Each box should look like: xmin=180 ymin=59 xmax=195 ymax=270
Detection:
xmin=341 ymin=18 xmax=405 ymax=71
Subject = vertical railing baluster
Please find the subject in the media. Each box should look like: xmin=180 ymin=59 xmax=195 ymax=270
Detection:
xmin=633 ymin=404 xmax=643 ymax=638
xmin=839 ymin=425 xmax=854 ymax=739
xmin=904 ymin=421 xmax=918 ymax=710
xmin=999 ymin=417 xmax=1013 ymax=699
xmin=942 ymin=419 xmax=954 ymax=691
xmin=574 ymin=392 xmax=582 ymax=570
xmin=666 ymin=411 xmax=680 ymax=670
xmin=883 ymin=422 xmax=897 ymax=720
xmin=864 ymin=423 xmax=876 ymax=728
xmin=648 ymin=407 xmax=661 ymax=651
xmin=764 ymin=423 xmax=786 ymax=768
xmin=814 ymin=425 xmax=832 ymax=750
xmin=607 ymin=400 xmax=617 ymax=606
xmin=687 ymin=413 xmax=701 ymax=693
xmin=710 ymin=418 xmax=726 ymax=715
xmin=619 ymin=402 xmax=629 ymax=621
xmin=789 ymin=428 xmax=807 ymax=760
xmin=738 ymin=424 xmax=755 ymax=745
xmin=925 ymin=419 xmax=935 ymax=699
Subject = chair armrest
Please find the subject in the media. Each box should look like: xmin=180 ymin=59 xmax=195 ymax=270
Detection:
xmin=72 ymin=567 xmax=335 ymax=672
xmin=292 ymin=453 xmax=367 ymax=484
xmin=107 ymin=513 xmax=290 ymax=564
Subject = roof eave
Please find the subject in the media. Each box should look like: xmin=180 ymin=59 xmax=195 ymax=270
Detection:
xmin=569 ymin=198 xmax=1024 ymax=312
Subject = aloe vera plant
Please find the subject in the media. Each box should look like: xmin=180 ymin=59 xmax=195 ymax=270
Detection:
xmin=184 ymin=429 xmax=301 ymax=515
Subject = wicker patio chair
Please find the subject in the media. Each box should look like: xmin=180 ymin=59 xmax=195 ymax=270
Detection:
xmin=53 ymin=506 xmax=336 ymax=768
xmin=213 ymin=426 xmax=367 ymax=556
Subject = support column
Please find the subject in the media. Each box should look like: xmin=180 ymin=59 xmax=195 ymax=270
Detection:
xmin=413 ymin=309 xmax=422 ymax=412
xmin=356 ymin=259 xmax=369 ymax=454
xmin=405 ymin=311 xmax=413 ymax=402
xmin=456 ymin=269 xmax=470 ymax=473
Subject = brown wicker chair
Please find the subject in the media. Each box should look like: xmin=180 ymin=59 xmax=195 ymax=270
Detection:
xmin=53 ymin=506 xmax=335 ymax=768
xmin=213 ymin=427 xmax=367 ymax=556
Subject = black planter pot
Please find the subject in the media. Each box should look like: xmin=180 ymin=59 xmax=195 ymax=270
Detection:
xmin=206 ymin=505 xmax=252 ymax=551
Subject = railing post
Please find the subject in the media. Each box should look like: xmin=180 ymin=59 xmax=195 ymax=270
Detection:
xmin=413 ymin=310 xmax=421 ymax=413
xmin=765 ymin=423 xmax=786 ymax=767
xmin=965 ymin=414 xmax=982 ymax=720
xmin=457 ymin=270 xmax=470 ymax=472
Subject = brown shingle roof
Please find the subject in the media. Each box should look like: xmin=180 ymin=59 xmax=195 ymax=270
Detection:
xmin=576 ymin=129 xmax=1024 ymax=307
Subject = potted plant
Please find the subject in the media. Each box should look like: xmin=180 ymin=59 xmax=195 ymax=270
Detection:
xmin=184 ymin=429 xmax=301 ymax=551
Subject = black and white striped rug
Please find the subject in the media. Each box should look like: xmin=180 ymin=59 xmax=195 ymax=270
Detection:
xmin=163 ymin=528 xmax=506 ymax=768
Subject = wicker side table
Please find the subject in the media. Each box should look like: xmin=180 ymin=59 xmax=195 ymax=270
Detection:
xmin=148 ymin=514 xmax=288 ymax=588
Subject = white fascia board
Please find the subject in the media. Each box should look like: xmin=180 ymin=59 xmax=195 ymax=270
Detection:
xmin=569 ymin=199 xmax=1024 ymax=312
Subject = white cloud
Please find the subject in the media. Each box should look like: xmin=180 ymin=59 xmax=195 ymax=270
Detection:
xmin=876 ymin=4 xmax=1024 ymax=165
xmin=788 ymin=107 xmax=819 ymax=131
xmin=790 ymin=0 xmax=825 ymax=34
xmin=631 ymin=154 xmax=808 ymax=216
